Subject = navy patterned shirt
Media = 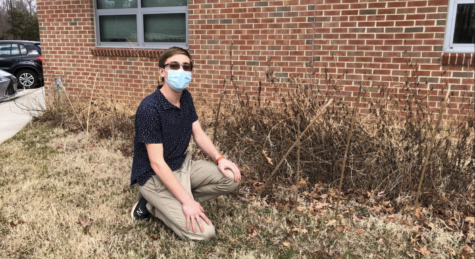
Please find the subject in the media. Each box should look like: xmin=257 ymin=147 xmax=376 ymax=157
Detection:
xmin=131 ymin=85 xmax=198 ymax=186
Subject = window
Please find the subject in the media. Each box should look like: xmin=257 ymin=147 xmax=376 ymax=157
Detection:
xmin=443 ymin=0 xmax=475 ymax=53
xmin=11 ymin=44 xmax=20 ymax=55
xmin=0 ymin=44 xmax=22 ymax=56
xmin=19 ymin=45 xmax=27 ymax=55
xmin=0 ymin=44 xmax=11 ymax=56
xmin=94 ymin=0 xmax=188 ymax=49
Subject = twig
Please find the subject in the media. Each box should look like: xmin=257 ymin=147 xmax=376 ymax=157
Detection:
xmin=258 ymin=81 xmax=262 ymax=108
xmin=213 ymin=84 xmax=225 ymax=143
xmin=310 ymin=0 xmax=317 ymax=70
xmin=64 ymin=86 xmax=85 ymax=131
xmin=228 ymin=40 xmax=242 ymax=108
xmin=294 ymin=116 xmax=301 ymax=207
xmin=86 ymin=73 xmax=99 ymax=141
xmin=334 ymin=84 xmax=362 ymax=219
xmin=415 ymin=86 xmax=451 ymax=207
xmin=50 ymin=74 xmax=85 ymax=131
xmin=258 ymin=98 xmax=334 ymax=198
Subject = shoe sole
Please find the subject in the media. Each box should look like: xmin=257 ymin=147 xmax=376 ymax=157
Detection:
xmin=131 ymin=201 xmax=151 ymax=221
xmin=130 ymin=201 xmax=139 ymax=220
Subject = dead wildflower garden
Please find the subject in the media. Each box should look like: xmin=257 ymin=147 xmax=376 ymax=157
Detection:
xmin=0 ymin=50 xmax=475 ymax=258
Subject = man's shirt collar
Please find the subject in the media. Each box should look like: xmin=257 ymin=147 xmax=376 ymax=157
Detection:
xmin=156 ymin=85 xmax=183 ymax=110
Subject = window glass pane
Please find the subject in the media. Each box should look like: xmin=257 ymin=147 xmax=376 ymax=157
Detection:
xmin=144 ymin=13 xmax=186 ymax=42
xmin=11 ymin=44 xmax=20 ymax=55
xmin=142 ymin=0 xmax=186 ymax=8
xmin=34 ymin=44 xmax=41 ymax=54
xmin=0 ymin=44 xmax=11 ymax=56
xmin=19 ymin=45 xmax=27 ymax=55
xmin=97 ymin=0 xmax=137 ymax=9
xmin=453 ymin=4 xmax=475 ymax=44
xmin=100 ymin=15 xmax=137 ymax=42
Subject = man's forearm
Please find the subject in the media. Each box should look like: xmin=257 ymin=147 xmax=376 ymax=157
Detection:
xmin=194 ymin=132 xmax=221 ymax=160
xmin=151 ymin=161 xmax=194 ymax=204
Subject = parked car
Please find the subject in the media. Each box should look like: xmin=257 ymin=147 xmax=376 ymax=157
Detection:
xmin=0 ymin=40 xmax=43 ymax=89
xmin=0 ymin=69 xmax=18 ymax=101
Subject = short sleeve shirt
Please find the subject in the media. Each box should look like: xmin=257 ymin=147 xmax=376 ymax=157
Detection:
xmin=131 ymin=85 xmax=198 ymax=186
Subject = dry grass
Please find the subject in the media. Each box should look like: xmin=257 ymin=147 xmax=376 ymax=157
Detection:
xmin=0 ymin=120 xmax=472 ymax=258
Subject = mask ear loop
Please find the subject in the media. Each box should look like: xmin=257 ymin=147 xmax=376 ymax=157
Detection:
xmin=159 ymin=67 xmax=166 ymax=84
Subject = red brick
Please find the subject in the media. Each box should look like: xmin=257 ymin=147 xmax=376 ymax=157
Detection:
xmin=376 ymin=21 xmax=394 ymax=27
xmin=395 ymin=21 xmax=414 ymax=26
xmin=350 ymin=3 xmax=367 ymax=9
xmin=397 ymin=8 xmax=416 ymax=14
xmin=425 ymin=27 xmax=446 ymax=33
xmin=414 ymin=33 xmax=436 ymax=39
xmin=367 ymin=15 xmax=386 ymax=21
xmin=415 ymin=20 xmax=435 ymax=26
xmin=368 ymin=3 xmax=386 ymax=8
xmin=407 ymin=14 xmax=427 ymax=20
xmin=378 ymin=9 xmax=395 ymax=15
xmin=428 ymin=0 xmax=449 ymax=6
xmin=417 ymin=7 xmax=437 ymax=13
xmin=386 ymin=15 xmax=407 ymax=21
xmin=376 ymin=34 xmax=394 ymax=39
xmin=388 ymin=2 xmax=407 ymax=7
xmin=408 ymin=1 xmax=428 ymax=7
xmin=341 ymin=9 xmax=358 ymax=16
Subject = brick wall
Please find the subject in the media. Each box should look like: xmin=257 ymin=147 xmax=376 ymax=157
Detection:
xmin=37 ymin=0 xmax=160 ymax=102
xmin=37 ymin=0 xmax=475 ymax=118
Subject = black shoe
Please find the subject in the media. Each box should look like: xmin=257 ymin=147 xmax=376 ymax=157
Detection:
xmin=131 ymin=197 xmax=151 ymax=221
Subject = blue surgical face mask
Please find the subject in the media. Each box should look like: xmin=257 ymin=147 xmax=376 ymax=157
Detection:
xmin=166 ymin=69 xmax=192 ymax=92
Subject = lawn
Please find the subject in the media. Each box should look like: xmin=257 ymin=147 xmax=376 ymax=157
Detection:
xmin=0 ymin=123 xmax=472 ymax=258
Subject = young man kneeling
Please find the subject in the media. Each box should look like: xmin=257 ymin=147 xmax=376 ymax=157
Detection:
xmin=130 ymin=47 xmax=241 ymax=241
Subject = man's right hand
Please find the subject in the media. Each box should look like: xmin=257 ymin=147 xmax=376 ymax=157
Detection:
xmin=182 ymin=200 xmax=211 ymax=233
xmin=146 ymin=143 xmax=211 ymax=233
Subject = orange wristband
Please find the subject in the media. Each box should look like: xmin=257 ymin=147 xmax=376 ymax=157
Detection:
xmin=216 ymin=155 xmax=226 ymax=164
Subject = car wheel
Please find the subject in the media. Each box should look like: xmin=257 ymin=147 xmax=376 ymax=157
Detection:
xmin=16 ymin=70 xmax=38 ymax=89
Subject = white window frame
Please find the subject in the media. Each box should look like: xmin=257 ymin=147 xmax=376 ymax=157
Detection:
xmin=443 ymin=0 xmax=475 ymax=53
xmin=93 ymin=0 xmax=188 ymax=49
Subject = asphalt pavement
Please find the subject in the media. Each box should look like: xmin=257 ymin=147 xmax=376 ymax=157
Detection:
xmin=0 ymin=87 xmax=45 ymax=144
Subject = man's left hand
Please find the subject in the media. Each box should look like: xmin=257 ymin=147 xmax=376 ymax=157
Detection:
xmin=218 ymin=159 xmax=241 ymax=182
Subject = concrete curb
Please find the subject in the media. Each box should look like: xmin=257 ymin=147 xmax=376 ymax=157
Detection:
xmin=0 ymin=87 xmax=46 ymax=144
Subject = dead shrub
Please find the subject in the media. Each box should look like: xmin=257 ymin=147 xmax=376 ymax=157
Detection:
xmin=33 ymin=88 xmax=136 ymax=156
xmin=208 ymin=67 xmax=475 ymax=215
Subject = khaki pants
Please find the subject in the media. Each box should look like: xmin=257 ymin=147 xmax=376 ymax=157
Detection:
xmin=138 ymin=153 xmax=239 ymax=240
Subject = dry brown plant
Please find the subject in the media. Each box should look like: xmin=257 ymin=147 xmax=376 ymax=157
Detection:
xmin=210 ymin=56 xmax=474 ymax=218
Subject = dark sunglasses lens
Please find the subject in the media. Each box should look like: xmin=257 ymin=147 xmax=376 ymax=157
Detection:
xmin=182 ymin=64 xmax=192 ymax=71
xmin=169 ymin=62 xmax=180 ymax=70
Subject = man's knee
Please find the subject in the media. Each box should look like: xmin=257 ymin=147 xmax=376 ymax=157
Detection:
xmin=221 ymin=169 xmax=240 ymax=192
xmin=200 ymin=225 xmax=216 ymax=240
xmin=183 ymin=224 xmax=216 ymax=241
xmin=229 ymin=178 xmax=239 ymax=192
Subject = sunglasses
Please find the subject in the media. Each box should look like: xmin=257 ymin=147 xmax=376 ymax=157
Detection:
xmin=164 ymin=62 xmax=193 ymax=71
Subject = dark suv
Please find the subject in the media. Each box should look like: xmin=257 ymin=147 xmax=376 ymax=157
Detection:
xmin=0 ymin=40 xmax=43 ymax=89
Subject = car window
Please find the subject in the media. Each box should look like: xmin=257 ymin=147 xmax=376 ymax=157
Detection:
xmin=11 ymin=44 xmax=20 ymax=55
xmin=0 ymin=44 xmax=11 ymax=56
xmin=29 ymin=48 xmax=39 ymax=55
xmin=19 ymin=45 xmax=27 ymax=55
xmin=36 ymin=44 xmax=41 ymax=53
